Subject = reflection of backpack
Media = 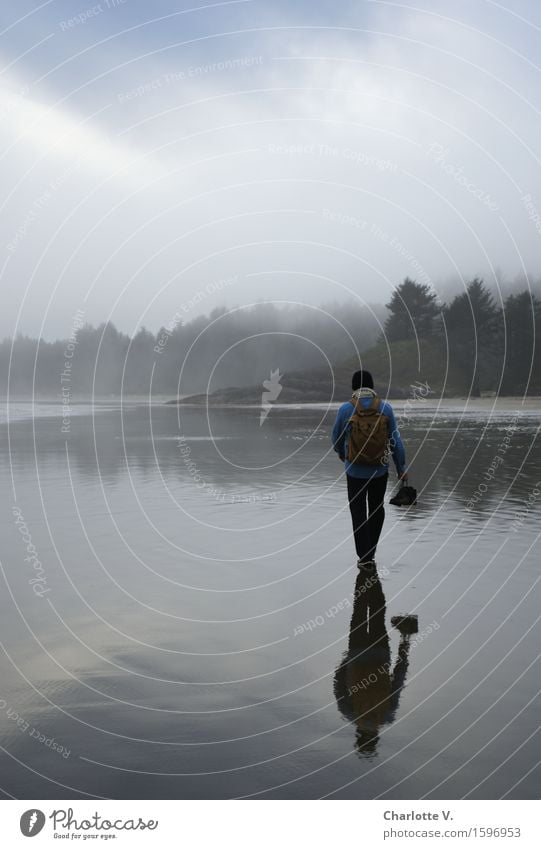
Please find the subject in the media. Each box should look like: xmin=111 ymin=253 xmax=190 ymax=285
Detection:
xmin=347 ymin=395 xmax=389 ymax=465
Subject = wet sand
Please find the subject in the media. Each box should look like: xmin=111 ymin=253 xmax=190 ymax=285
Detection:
xmin=0 ymin=401 xmax=540 ymax=798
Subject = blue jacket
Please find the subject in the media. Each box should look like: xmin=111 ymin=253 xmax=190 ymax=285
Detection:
xmin=331 ymin=390 xmax=406 ymax=479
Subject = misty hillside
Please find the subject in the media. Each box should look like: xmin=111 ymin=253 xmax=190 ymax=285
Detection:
xmin=172 ymin=278 xmax=541 ymax=402
xmin=170 ymin=337 xmax=465 ymax=405
xmin=0 ymin=300 xmax=383 ymax=399
xmin=2 ymin=279 xmax=540 ymax=400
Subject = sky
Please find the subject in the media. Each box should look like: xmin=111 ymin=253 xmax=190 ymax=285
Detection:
xmin=1 ymin=0 xmax=541 ymax=340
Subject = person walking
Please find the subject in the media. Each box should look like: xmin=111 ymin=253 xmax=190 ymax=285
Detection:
xmin=331 ymin=369 xmax=407 ymax=569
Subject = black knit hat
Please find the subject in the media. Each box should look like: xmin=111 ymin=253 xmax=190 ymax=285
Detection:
xmin=352 ymin=369 xmax=374 ymax=390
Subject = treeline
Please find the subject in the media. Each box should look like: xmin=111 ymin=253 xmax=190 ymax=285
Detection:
xmin=384 ymin=278 xmax=541 ymax=395
xmin=2 ymin=280 xmax=540 ymax=398
xmin=0 ymin=300 xmax=383 ymax=397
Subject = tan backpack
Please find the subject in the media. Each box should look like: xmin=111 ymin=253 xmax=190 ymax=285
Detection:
xmin=347 ymin=394 xmax=389 ymax=465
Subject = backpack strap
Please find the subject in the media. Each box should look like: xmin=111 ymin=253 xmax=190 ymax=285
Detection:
xmin=350 ymin=393 xmax=381 ymax=415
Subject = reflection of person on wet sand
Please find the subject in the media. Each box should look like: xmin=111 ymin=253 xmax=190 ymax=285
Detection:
xmin=334 ymin=573 xmax=415 ymax=756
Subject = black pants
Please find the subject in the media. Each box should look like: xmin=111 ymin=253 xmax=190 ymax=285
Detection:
xmin=346 ymin=473 xmax=388 ymax=562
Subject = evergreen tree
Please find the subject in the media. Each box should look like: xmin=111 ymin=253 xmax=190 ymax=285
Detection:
xmin=124 ymin=326 xmax=157 ymax=394
xmin=444 ymin=278 xmax=503 ymax=396
xmin=501 ymin=291 xmax=541 ymax=394
xmin=384 ymin=278 xmax=440 ymax=342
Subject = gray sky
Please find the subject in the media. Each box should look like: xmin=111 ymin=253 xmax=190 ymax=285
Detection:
xmin=1 ymin=0 xmax=541 ymax=340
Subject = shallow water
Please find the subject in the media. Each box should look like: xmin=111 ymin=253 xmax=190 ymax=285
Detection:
xmin=1 ymin=400 xmax=540 ymax=799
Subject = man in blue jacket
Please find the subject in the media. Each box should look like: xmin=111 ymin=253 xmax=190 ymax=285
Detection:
xmin=331 ymin=369 xmax=407 ymax=569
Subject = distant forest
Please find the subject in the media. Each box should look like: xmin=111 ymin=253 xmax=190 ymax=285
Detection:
xmin=380 ymin=278 xmax=541 ymax=396
xmin=0 ymin=300 xmax=384 ymax=398
xmin=1 ymin=278 xmax=540 ymax=397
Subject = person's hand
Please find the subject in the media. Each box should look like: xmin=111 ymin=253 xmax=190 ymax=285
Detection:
xmin=399 ymin=471 xmax=409 ymax=482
